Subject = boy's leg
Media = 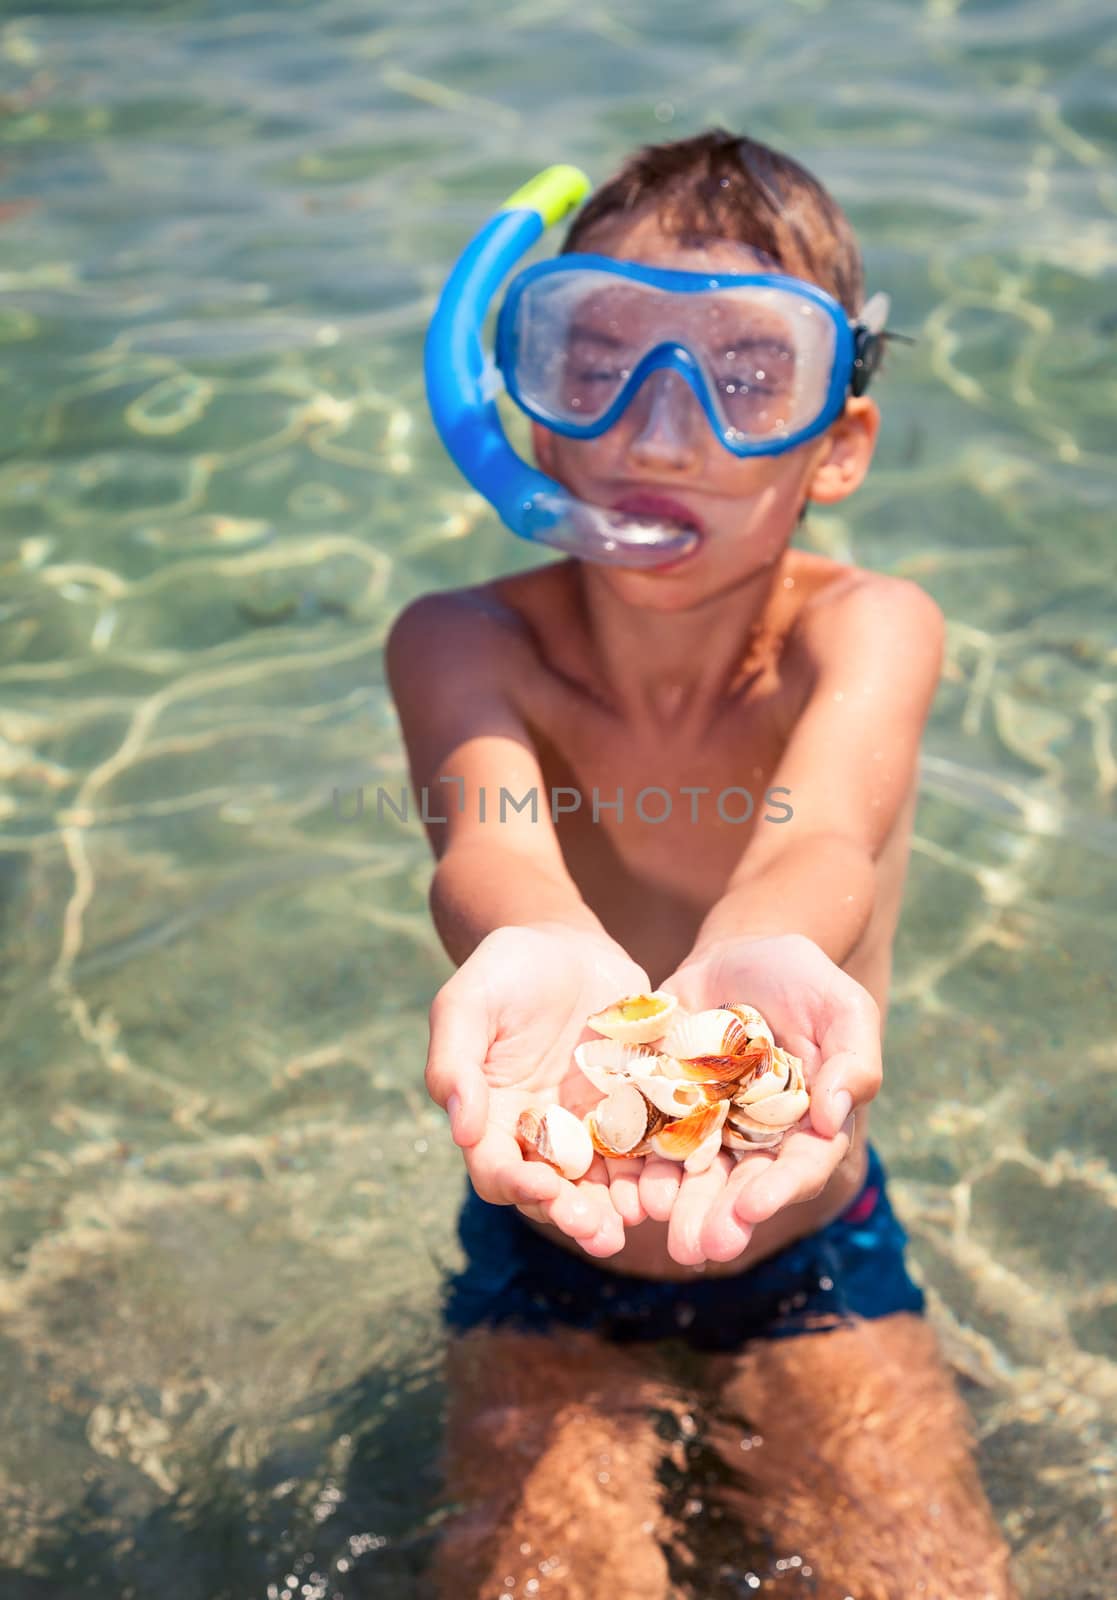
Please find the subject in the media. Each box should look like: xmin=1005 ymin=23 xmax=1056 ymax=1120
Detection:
xmin=433 ymin=1325 xmax=683 ymax=1600
xmin=701 ymin=1312 xmax=1018 ymax=1600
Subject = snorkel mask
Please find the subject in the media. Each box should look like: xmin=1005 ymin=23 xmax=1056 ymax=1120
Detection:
xmin=424 ymin=165 xmax=893 ymax=569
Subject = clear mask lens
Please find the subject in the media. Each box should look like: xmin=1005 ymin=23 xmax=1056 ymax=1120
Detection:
xmin=507 ymin=270 xmax=838 ymax=445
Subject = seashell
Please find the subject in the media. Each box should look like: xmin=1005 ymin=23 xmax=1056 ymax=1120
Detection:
xmin=630 ymin=1071 xmax=712 ymax=1118
xmin=585 ymin=1083 xmax=664 ymax=1158
xmin=586 ymin=990 xmax=678 ymax=1044
xmin=668 ymin=1040 xmax=773 ymax=1085
xmin=723 ymin=1124 xmax=784 ymax=1151
xmin=725 ymin=1102 xmax=786 ymax=1143
xmin=573 ymin=1038 xmax=666 ymax=1095
xmin=661 ymin=1008 xmax=751 ymax=1063
xmin=659 ymin=1021 xmax=773 ymax=1087
xmin=651 ymin=1100 xmax=729 ymax=1173
xmin=732 ymin=1045 xmax=791 ymax=1104
xmin=727 ymin=1047 xmax=808 ymax=1134
xmin=735 ymin=1086 xmax=809 ymax=1128
xmin=718 ymin=1002 xmax=776 ymax=1047
xmin=516 ymin=1104 xmax=593 ymax=1180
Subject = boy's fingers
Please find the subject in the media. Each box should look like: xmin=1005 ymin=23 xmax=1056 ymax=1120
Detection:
xmin=666 ymin=1156 xmax=730 ymax=1267
xmin=582 ymin=1156 xmax=626 ymax=1243
xmin=699 ymin=1150 xmax=775 ymax=1261
xmin=425 ymin=987 xmax=492 ymax=1148
xmin=578 ymin=1209 xmax=626 ymax=1258
xmin=466 ymin=1128 xmax=562 ymax=1208
xmin=699 ymin=1202 xmax=753 ymax=1264
xmin=730 ymin=1119 xmax=854 ymax=1225
xmin=543 ymin=1181 xmax=619 ymax=1246
xmin=809 ymin=1046 xmax=878 ymax=1137
xmin=809 ymin=986 xmax=882 ymax=1138
xmin=518 ymin=1155 xmax=616 ymax=1245
xmin=604 ymin=1156 xmax=647 ymax=1227
xmin=638 ymin=1155 xmax=683 ymax=1221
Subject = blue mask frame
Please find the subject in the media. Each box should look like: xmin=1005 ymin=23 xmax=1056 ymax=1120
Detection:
xmin=496 ymin=255 xmax=859 ymax=458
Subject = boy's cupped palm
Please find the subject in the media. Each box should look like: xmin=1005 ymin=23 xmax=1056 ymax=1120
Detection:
xmin=424 ymin=926 xmax=879 ymax=1267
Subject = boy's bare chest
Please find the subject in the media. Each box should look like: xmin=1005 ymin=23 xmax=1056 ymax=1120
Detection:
xmin=519 ymin=683 xmax=798 ymax=976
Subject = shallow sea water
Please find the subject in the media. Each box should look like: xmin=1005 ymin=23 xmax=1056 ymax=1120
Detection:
xmin=0 ymin=1 xmax=1114 ymax=1595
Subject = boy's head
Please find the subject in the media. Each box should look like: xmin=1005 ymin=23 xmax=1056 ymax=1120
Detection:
xmin=526 ymin=129 xmax=881 ymax=604
xmin=562 ymin=129 xmax=865 ymax=317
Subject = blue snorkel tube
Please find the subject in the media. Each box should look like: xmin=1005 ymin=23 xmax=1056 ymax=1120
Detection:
xmin=424 ymin=166 xmax=699 ymax=568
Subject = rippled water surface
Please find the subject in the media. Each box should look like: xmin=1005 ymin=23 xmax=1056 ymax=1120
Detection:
xmin=0 ymin=1 xmax=1114 ymax=1595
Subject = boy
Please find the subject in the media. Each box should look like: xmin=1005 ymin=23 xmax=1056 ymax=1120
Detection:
xmin=388 ymin=131 xmax=1016 ymax=1600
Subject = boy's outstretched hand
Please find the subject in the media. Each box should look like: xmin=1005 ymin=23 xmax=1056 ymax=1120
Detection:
xmin=424 ymin=922 xmax=654 ymax=1258
xmin=649 ymin=933 xmax=882 ymax=1267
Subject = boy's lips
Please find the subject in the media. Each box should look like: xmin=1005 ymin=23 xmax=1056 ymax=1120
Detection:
xmin=611 ymin=492 xmax=704 ymax=534
xmin=610 ymin=492 xmax=705 ymax=569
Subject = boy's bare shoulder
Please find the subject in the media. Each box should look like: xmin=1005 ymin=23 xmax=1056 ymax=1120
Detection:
xmin=785 ymin=551 xmax=945 ymax=678
xmin=386 ymin=567 xmax=560 ymax=675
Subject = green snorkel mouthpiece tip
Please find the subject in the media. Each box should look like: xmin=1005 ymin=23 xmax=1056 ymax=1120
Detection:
xmin=501 ymin=165 xmax=592 ymax=227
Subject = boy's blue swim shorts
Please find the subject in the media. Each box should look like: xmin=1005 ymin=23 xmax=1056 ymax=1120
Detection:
xmin=442 ymin=1143 xmax=924 ymax=1352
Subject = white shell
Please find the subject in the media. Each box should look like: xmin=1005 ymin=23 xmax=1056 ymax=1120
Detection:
xmin=631 ymin=1071 xmax=711 ymax=1118
xmin=586 ymin=991 xmax=678 ymax=1044
xmin=723 ymin=1124 xmax=783 ymax=1151
xmin=733 ymin=1053 xmax=791 ymax=1105
xmin=721 ymin=1003 xmax=776 ymax=1047
xmin=725 ymin=1099 xmax=787 ymax=1140
xmin=573 ymin=1038 xmax=666 ymax=1095
xmin=516 ymin=1104 xmax=593 ymax=1180
xmin=585 ymin=1082 xmax=655 ymax=1157
xmin=739 ymin=1087 xmax=809 ymax=1128
xmin=660 ymin=1008 xmax=750 ymax=1062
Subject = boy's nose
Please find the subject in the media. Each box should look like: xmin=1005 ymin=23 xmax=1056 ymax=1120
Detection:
xmin=624 ymin=368 xmax=704 ymax=472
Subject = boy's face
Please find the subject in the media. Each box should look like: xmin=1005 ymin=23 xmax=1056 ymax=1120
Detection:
xmin=528 ymin=207 xmax=879 ymax=607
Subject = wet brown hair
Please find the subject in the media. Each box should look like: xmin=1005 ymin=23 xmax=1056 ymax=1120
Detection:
xmin=562 ymin=128 xmax=865 ymax=316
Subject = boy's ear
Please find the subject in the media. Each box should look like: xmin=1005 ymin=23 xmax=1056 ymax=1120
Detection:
xmin=805 ymin=396 xmax=880 ymax=504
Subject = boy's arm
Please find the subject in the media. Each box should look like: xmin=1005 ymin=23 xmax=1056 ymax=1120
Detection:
xmin=386 ymin=590 xmax=607 ymax=965
xmin=649 ymin=579 xmax=943 ymax=1266
xmin=689 ymin=576 xmax=945 ymax=967
xmin=387 ymin=589 xmax=646 ymax=1255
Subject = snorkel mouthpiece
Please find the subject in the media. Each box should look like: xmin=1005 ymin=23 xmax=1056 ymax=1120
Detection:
xmin=520 ymin=491 xmax=699 ymax=564
xmin=423 ymin=165 xmax=698 ymax=569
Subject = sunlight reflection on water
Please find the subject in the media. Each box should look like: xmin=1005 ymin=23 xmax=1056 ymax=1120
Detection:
xmin=0 ymin=1 xmax=1114 ymax=1594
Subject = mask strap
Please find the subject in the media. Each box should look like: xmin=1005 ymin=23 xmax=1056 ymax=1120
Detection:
xmin=851 ymin=291 xmax=914 ymax=396
xmin=851 ymin=291 xmax=888 ymax=397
